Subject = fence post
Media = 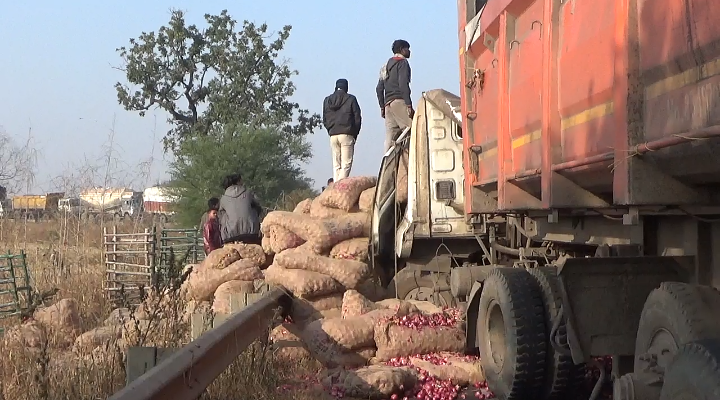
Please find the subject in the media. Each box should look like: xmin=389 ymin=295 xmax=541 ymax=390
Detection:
xmin=125 ymin=347 xmax=177 ymax=385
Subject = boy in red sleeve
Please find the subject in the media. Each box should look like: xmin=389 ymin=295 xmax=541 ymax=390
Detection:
xmin=203 ymin=198 xmax=223 ymax=255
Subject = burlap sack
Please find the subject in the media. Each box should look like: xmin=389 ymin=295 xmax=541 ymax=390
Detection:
xmin=275 ymin=248 xmax=370 ymax=289
xmin=263 ymin=211 xmax=365 ymax=253
xmin=73 ymin=326 xmax=122 ymax=354
xmin=2 ymin=320 xmax=47 ymax=349
xmin=293 ymin=198 xmax=313 ymax=214
xmin=212 ymin=280 xmax=256 ymax=315
xmin=337 ymin=347 xmax=377 ymax=368
xmin=310 ymin=199 xmax=359 ymax=219
xmin=342 ymin=290 xmax=378 ymax=319
xmin=373 ymin=322 xmax=466 ymax=361
xmin=291 ymin=294 xmax=344 ymax=322
xmin=295 ymin=241 xmax=329 ymax=255
xmin=201 ymin=247 xmax=241 ymax=270
xmin=330 ymin=237 xmax=369 ymax=261
xmin=260 ymin=224 xmax=305 ymax=255
xmin=357 ymin=279 xmax=388 ymax=302
xmin=318 ymin=308 xmax=342 ymax=320
xmin=302 ymin=309 xmax=403 ymax=366
xmin=33 ymin=298 xmax=82 ymax=348
xmin=409 ymin=353 xmax=485 ymax=385
xmin=270 ymin=323 xmax=311 ymax=360
xmin=223 ymin=243 xmax=266 ymax=267
xmin=320 ymin=365 xmax=418 ymax=399
xmin=375 ymin=299 xmax=421 ymax=315
xmin=317 ymin=176 xmax=378 ymax=211
xmin=358 ymin=187 xmax=376 ymax=212
xmin=104 ymin=308 xmax=132 ymax=326
xmin=264 ymin=264 xmax=343 ymax=298
xmin=408 ymin=300 xmax=445 ymax=315
xmin=396 ymin=149 xmax=409 ymax=204
xmin=185 ymin=259 xmax=263 ymax=301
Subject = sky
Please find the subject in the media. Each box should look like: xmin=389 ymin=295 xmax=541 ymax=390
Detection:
xmin=0 ymin=1 xmax=461 ymax=194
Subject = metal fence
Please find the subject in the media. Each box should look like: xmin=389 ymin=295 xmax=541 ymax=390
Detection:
xmin=103 ymin=226 xmax=205 ymax=303
xmin=0 ymin=251 xmax=32 ymax=334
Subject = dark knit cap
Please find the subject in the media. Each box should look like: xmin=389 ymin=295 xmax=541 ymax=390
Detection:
xmin=335 ymin=78 xmax=348 ymax=91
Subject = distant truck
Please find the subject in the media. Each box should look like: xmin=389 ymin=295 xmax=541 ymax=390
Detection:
xmin=10 ymin=193 xmax=64 ymax=220
xmin=142 ymin=186 xmax=176 ymax=223
xmin=59 ymin=187 xmax=142 ymax=220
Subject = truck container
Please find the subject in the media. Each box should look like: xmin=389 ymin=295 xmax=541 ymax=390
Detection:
xmin=368 ymin=1 xmax=720 ymax=398
xmin=78 ymin=187 xmax=142 ymax=218
xmin=142 ymin=186 xmax=176 ymax=222
xmin=10 ymin=193 xmax=64 ymax=219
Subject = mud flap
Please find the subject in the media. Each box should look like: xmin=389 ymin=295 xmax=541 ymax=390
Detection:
xmin=465 ymin=280 xmax=484 ymax=351
xmin=557 ymin=256 xmax=692 ymax=364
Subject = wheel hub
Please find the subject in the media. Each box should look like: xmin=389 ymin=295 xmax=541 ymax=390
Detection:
xmin=485 ymin=301 xmax=506 ymax=369
xmin=613 ymin=373 xmax=662 ymax=400
xmin=640 ymin=328 xmax=679 ymax=373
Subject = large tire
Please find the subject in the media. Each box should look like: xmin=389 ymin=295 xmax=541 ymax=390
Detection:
xmin=477 ymin=267 xmax=546 ymax=399
xmin=635 ymin=282 xmax=720 ymax=374
xmin=528 ymin=267 xmax=586 ymax=399
xmin=387 ymin=269 xmax=455 ymax=308
xmin=660 ymin=339 xmax=720 ymax=399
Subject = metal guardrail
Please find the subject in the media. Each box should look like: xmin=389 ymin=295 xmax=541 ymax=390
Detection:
xmin=108 ymin=288 xmax=291 ymax=400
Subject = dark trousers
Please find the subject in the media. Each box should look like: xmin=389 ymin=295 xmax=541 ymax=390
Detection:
xmin=223 ymin=234 xmax=262 ymax=246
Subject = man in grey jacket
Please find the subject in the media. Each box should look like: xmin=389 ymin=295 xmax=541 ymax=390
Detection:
xmin=218 ymin=173 xmax=262 ymax=245
xmin=376 ymin=39 xmax=414 ymax=152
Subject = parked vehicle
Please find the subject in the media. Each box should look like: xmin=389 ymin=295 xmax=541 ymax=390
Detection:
xmin=368 ymin=1 xmax=720 ymax=398
xmin=142 ymin=186 xmax=176 ymax=223
xmin=0 ymin=199 xmax=11 ymax=218
xmin=11 ymin=193 xmax=64 ymax=220
xmin=61 ymin=187 xmax=142 ymax=220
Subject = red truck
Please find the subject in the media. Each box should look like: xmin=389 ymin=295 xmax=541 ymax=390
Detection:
xmin=369 ymin=0 xmax=720 ymax=398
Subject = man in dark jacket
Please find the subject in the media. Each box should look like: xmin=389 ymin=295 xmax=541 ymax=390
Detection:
xmin=218 ymin=173 xmax=262 ymax=245
xmin=376 ymin=39 xmax=414 ymax=152
xmin=323 ymin=78 xmax=362 ymax=182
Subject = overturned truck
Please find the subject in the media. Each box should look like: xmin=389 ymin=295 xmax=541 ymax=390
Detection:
xmin=369 ymin=1 xmax=720 ymax=399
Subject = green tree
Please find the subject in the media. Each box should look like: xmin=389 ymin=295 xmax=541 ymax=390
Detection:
xmin=114 ymin=9 xmax=322 ymax=225
xmin=168 ymin=124 xmax=316 ymax=226
xmin=114 ymin=9 xmax=320 ymax=151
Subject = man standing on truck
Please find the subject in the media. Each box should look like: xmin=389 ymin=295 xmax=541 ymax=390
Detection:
xmin=323 ymin=78 xmax=362 ymax=182
xmin=376 ymin=39 xmax=414 ymax=152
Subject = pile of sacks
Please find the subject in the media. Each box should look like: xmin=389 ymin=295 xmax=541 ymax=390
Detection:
xmin=262 ymin=176 xmax=384 ymax=326
xmin=182 ymin=241 xmax=269 ymax=315
xmin=270 ymin=290 xmax=489 ymax=399
xmin=259 ymin=176 xmax=488 ymax=399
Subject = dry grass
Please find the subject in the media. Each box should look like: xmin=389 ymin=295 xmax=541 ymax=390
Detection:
xmin=0 ymin=217 xmax=315 ymax=400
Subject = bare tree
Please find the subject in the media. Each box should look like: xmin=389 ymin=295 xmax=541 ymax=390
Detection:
xmin=0 ymin=126 xmax=38 ymax=193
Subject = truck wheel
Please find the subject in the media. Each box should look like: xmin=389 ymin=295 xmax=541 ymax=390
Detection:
xmin=635 ymin=282 xmax=720 ymax=375
xmin=528 ymin=267 xmax=586 ymax=399
xmin=387 ymin=269 xmax=455 ymax=308
xmin=477 ymin=267 xmax=546 ymax=399
xmin=660 ymin=339 xmax=720 ymax=399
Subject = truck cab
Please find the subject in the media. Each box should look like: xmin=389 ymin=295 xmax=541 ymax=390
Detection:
xmin=370 ymin=89 xmax=479 ymax=306
xmin=58 ymin=197 xmax=83 ymax=215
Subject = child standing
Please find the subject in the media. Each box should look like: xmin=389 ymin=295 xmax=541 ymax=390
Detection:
xmin=203 ymin=198 xmax=223 ymax=255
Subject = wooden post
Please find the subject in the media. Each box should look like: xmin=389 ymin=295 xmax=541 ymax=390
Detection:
xmin=125 ymin=347 xmax=177 ymax=385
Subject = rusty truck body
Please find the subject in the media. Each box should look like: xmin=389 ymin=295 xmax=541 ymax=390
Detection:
xmin=370 ymin=0 xmax=720 ymax=398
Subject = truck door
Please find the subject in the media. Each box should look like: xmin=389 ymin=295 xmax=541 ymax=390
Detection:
xmin=423 ymin=91 xmax=470 ymax=236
